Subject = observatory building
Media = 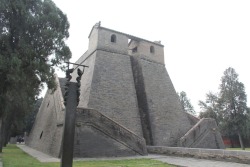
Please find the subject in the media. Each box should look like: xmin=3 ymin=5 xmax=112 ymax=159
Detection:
xmin=26 ymin=22 xmax=224 ymax=158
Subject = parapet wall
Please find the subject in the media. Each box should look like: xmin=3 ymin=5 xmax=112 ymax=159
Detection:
xmin=89 ymin=25 xmax=165 ymax=64
xmin=147 ymin=146 xmax=250 ymax=164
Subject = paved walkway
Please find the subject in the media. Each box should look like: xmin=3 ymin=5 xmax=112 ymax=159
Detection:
xmin=148 ymin=154 xmax=250 ymax=167
xmin=17 ymin=145 xmax=250 ymax=167
xmin=17 ymin=145 xmax=59 ymax=162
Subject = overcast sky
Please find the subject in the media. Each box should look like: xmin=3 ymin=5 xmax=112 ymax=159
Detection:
xmin=51 ymin=0 xmax=250 ymax=112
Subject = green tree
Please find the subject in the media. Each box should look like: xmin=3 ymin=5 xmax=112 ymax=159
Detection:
xmin=198 ymin=92 xmax=221 ymax=125
xmin=178 ymin=91 xmax=196 ymax=115
xmin=219 ymin=67 xmax=248 ymax=150
xmin=246 ymin=108 xmax=250 ymax=139
xmin=0 ymin=0 xmax=71 ymax=152
xmin=199 ymin=68 xmax=249 ymax=149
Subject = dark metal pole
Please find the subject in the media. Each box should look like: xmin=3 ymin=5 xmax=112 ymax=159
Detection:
xmin=60 ymin=64 xmax=84 ymax=167
xmin=60 ymin=82 xmax=78 ymax=167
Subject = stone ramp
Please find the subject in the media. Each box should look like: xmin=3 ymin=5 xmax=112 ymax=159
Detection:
xmin=74 ymin=108 xmax=147 ymax=157
xmin=179 ymin=118 xmax=225 ymax=149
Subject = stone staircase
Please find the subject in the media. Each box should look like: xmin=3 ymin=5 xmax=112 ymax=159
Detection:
xmin=74 ymin=108 xmax=147 ymax=156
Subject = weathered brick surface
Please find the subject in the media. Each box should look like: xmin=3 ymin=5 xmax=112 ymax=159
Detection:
xmin=26 ymin=76 xmax=65 ymax=157
xmin=86 ymin=50 xmax=143 ymax=137
xmin=179 ymin=118 xmax=225 ymax=149
xmin=97 ymin=28 xmax=128 ymax=55
xmin=74 ymin=126 xmax=138 ymax=157
xmin=88 ymin=26 xmax=99 ymax=53
xmin=130 ymin=56 xmax=153 ymax=145
xmin=139 ymin=59 xmax=193 ymax=146
xmin=74 ymin=108 xmax=147 ymax=157
xmin=128 ymin=40 xmax=164 ymax=64
xmin=185 ymin=112 xmax=199 ymax=126
xmin=72 ymin=51 xmax=97 ymax=108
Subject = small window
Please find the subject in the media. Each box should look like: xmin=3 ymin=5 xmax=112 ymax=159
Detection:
xmin=40 ymin=131 xmax=43 ymax=139
xmin=111 ymin=34 xmax=116 ymax=43
xmin=132 ymin=47 xmax=137 ymax=53
xmin=150 ymin=46 xmax=155 ymax=53
xmin=47 ymin=101 xmax=50 ymax=107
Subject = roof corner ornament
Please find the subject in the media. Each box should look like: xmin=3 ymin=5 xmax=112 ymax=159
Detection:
xmin=95 ymin=21 xmax=101 ymax=27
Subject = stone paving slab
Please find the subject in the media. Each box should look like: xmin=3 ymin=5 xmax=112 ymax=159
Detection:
xmin=149 ymin=154 xmax=250 ymax=167
xmin=17 ymin=145 xmax=60 ymax=162
xmin=17 ymin=145 xmax=250 ymax=167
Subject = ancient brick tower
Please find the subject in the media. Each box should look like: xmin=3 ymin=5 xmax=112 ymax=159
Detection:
xmin=26 ymin=23 xmax=224 ymax=158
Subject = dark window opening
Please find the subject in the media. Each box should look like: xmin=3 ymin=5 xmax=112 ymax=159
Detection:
xmin=47 ymin=101 xmax=50 ymax=107
xmin=40 ymin=131 xmax=43 ymax=139
xmin=132 ymin=47 xmax=137 ymax=53
xmin=150 ymin=46 xmax=155 ymax=53
xmin=111 ymin=34 xmax=116 ymax=43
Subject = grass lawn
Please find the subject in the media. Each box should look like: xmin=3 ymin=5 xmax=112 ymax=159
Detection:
xmin=2 ymin=145 xmax=175 ymax=167
xmin=226 ymin=147 xmax=250 ymax=151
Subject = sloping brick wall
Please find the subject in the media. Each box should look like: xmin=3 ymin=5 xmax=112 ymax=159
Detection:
xmin=26 ymin=76 xmax=65 ymax=157
xmin=179 ymin=118 xmax=225 ymax=149
xmin=74 ymin=108 xmax=147 ymax=157
xmin=86 ymin=50 xmax=143 ymax=137
xmin=138 ymin=58 xmax=193 ymax=146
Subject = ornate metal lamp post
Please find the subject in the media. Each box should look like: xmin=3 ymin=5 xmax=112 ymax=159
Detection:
xmin=60 ymin=62 xmax=88 ymax=167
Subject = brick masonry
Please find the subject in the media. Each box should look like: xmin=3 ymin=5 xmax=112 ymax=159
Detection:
xmin=86 ymin=50 xmax=144 ymax=137
xmin=26 ymin=76 xmax=65 ymax=157
xmin=138 ymin=58 xmax=193 ymax=146
xmin=26 ymin=23 xmax=225 ymax=158
xmin=179 ymin=118 xmax=225 ymax=149
xmin=74 ymin=108 xmax=147 ymax=157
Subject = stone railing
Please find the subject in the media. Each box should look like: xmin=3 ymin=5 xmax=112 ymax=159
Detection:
xmin=75 ymin=108 xmax=147 ymax=155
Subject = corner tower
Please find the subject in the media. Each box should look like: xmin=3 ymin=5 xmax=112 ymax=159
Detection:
xmin=73 ymin=23 xmax=144 ymax=137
